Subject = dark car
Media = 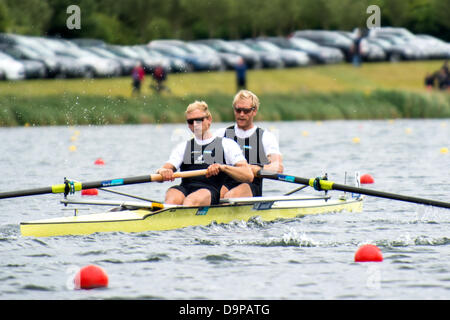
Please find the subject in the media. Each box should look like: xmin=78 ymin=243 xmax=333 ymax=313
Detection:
xmin=292 ymin=30 xmax=354 ymax=62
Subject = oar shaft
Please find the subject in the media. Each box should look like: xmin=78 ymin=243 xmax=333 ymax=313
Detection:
xmin=0 ymin=169 xmax=207 ymax=200
xmin=0 ymin=186 xmax=54 ymax=199
xmin=258 ymin=170 xmax=450 ymax=209
xmin=331 ymin=182 xmax=450 ymax=208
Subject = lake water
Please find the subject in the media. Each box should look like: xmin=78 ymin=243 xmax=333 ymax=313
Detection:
xmin=0 ymin=119 xmax=449 ymax=301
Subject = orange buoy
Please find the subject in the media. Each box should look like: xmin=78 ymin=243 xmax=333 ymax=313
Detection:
xmin=81 ymin=189 xmax=98 ymax=196
xmin=354 ymin=244 xmax=383 ymax=262
xmin=360 ymin=174 xmax=374 ymax=184
xmin=74 ymin=265 xmax=108 ymax=289
xmin=94 ymin=158 xmax=105 ymax=165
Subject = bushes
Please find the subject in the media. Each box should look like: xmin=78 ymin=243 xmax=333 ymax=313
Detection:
xmin=0 ymin=90 xmax=448 ymax=127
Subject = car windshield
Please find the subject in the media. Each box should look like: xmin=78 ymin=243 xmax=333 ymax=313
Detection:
xmin=157 ymin=45 xmax=187 ymax=56
xmin=131 ymin=46 xmax=151 ymax=58
xmin=146 ymin=49 xmax=164 ymax=57
xmin=185 ymin=43 xmax=210 ymax=54
xmin=377 ymin=29 xmax=415 ymax=40
xmin=89 ymin=47 xmax=117 ymax=58
xmin=212 ymin=41 xmax=236 ymax=51
xmin=192 ymin=44 xmax=217 ymax=54
xmin=118 ymin=47 xmax=141 ymax=58
xmin=230 ymin=42 xmax=253 ymax=53
xmin=290 ymin=38 xmax=319 ymax=50
xmin=16 ymin=45 xmax=41 ymax=59
xmin=257 ymin=41 xmax=281 ymax=52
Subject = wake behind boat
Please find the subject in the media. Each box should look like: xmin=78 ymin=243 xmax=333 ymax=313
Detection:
xmin=20 ymin=194 xmax=364 ymax=237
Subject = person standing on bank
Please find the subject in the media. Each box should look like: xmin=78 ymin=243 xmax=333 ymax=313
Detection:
xmin=215 ymin=90 xmax=283 ymax=198
xmin=131 ymin=62 xmax=145 ymax=95
xmin=156 ymin=101 xmax=253 ymax=206
xmin=235 ymin=58 xmax=247 ymax=91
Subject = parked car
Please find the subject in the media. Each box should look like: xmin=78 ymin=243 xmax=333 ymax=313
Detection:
xmin=16 ymin=58 xmax=46 ymax=79
xmin=130 ymin=45 xmax=173 ymax=72
xmin=244 ymin=39 xmax=310 ymax=67
xmin=264 ymin=36 xmax=343 ymax=64
xmin=103 ymin=45 xmax=159 ymax=74
xmin=144 ymin=47 xmax=189 ymax=73
xmin=0 ymin=51 xmax=25 ymax=80
xmin=83 ymin=46 xmax=138 ymax=76
xmin=20 ymin=37 xmax=87 ymax=78
xmin=416 ymin=34 xmax=450 ymax=59
xmin=187 ymin=41 xmax=241 ymax=70
xmin=292 ymin=30 xmax=354 ymax=62
xmin=0 ymin=44 xmax=57 ymax=77
xmin=229 ymin=40 xmax=282 ymax=69
xmin=365 ymin=37 xmax=406 ymax=62
xmin=41 ymin=38 xmax=121 ymax=77
xmin=195 ymin=39 xmax=262 ymax=69
xmin=372 ymin=34 xmax=419 ymax=60
xmin=338 ymin=31 xmax=386 ymax=62
xmin=148 ymin=40 xmax=222 ymax=71
xmin=367 ymin=27 xmax=433 ymax=60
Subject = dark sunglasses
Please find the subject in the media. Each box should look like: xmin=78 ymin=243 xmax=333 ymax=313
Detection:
xmin=234 ymin=107 xmax=255 ymax=114
xmin=186 ymin=116 xmax=207 ymax=124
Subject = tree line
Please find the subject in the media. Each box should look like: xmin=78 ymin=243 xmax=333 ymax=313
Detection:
xmin=0 ymin=0 xmax=448 ymax=45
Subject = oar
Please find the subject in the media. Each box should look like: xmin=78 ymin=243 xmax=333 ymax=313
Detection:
xmin=257 ymin=170 xmax=450 ymax=209
xmin=0 ymin=169 xmax=207 ymax=200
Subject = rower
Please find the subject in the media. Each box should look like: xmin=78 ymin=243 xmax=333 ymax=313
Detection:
xmin=156 ymin=100 xmax=253 ymax=206
xmin=215 ymin=90 xmax=283 ymax=198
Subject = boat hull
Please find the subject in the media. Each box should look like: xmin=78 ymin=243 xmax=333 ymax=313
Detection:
xmin=20 ymin=197 xmax=363 ymax=237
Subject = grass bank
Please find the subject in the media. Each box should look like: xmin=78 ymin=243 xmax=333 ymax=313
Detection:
xmin=1 ymin=90 xmax=449 ymax=126
xmin=0 ymin=61 xmax=448 ymax=126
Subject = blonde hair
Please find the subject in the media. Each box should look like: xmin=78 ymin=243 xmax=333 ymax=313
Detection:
xmin=185 ymin=100 xmax=211 ymax=118
xmin=232 ymin=90 xmax=260 ymax=110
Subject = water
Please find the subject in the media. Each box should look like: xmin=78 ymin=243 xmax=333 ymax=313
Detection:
xmin=0 ymin=119 xmax=449 ymax=300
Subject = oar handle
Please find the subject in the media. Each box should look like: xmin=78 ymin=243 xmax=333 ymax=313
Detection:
xmin=257 ymin=170 xmax=450 ymax=209
xmin=149 ymin=169 xmax=207 ymax=182
xmin=0 ymin=169 xmax=207 ymax=200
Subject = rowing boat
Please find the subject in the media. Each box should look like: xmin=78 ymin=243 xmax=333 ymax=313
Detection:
xmin=11 ymin=169 xmax=449 ymax=237
xmin=20 ymin=194 xmax=363 ymax=237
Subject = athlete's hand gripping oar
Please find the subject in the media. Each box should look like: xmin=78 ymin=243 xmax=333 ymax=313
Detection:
xmin=257 ymin=170 xmax=450 ymax=209
xmin=0 ymin=169 xmax=207 ymax=200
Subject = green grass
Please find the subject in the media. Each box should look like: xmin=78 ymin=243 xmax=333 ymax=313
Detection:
xmin=0 ymin=60 xmax=448 ymax=126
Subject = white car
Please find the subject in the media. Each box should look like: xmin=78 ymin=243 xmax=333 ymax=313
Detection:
xmin=0 ymin=51 xmax=25 ymax=80
xmin=39 ymin=37 xmax=121 ymax=77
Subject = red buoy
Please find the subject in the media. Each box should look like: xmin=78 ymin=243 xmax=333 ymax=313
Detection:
xmin=94 ymin=158 xmax=105 ymax=165
xmin=360 ymin=174 xmax=374 ymax=184
xmin=81 ymin=188 xmax=98 ymax=196
xmin=74 ymin=265 xmax=108 ymax=289
xmin=355 ymin=244 xmax=383 ymax=262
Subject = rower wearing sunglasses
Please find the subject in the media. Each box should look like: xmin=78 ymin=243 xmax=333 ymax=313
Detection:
xmin=215 ymin=90 xmax=283 ymax=198
xmin=156 ymin=100 xmax=253 ymax=206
